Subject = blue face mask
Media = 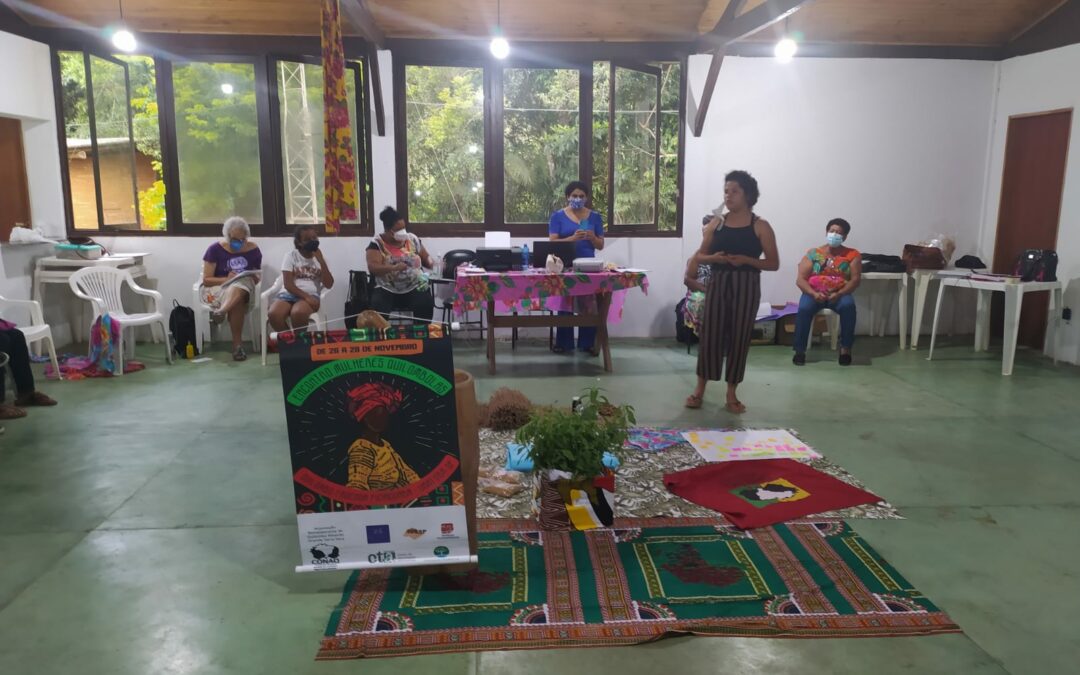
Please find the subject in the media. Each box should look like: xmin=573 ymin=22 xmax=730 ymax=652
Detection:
xmin=568 ymin=197 xmax=586 ymax=210
xmin=826 ymin=232 xmax=844 ymax=248
xmin=229 ymin=239 xmax=244 ymax=252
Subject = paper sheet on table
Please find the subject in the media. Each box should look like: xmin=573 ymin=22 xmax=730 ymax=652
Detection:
xmin=485 ymin=231 xmax=511 ymax=248
xmin=682 ymin=429 xmax=822 ymax=463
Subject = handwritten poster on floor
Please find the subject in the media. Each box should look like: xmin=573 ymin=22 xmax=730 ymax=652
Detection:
xmin=277 ymin=325 xmax=470 ymax=572
xmin=682 ymin=429 xmax=822 ymax=463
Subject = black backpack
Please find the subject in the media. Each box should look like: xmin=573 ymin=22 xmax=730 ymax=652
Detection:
xmin=1012 ymin=249 xmax=1058 ymax=282
xmin=344 ymin=270 xmax=373 ymax=330
xmin=169 ymin=300 xmax=198 ymax=357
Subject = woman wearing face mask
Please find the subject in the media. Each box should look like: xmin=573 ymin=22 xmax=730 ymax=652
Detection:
xmin=793 ymin=218 xmax=861 ymax=366
xmin=268 ymin=225 xmax=335 ymax=333
xmin=686 ymin=170 xmax=780 ymax=414
xmin=201 ymin=216 xmax=263 ymax=361
xmin=548 ymin=181 xmax=605 ymax=354
xmin=365 ymin=206 xmax=435 ymax=322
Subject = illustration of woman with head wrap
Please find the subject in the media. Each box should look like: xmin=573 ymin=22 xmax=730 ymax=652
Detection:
xmin=346 ymin=383 xmax=420 ymax=491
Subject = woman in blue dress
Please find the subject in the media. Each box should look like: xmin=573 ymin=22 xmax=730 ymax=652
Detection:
xmin=547 ymin=181 xmax=605 ymax=354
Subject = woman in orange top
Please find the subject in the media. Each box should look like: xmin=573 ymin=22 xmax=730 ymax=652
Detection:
xmin=793 ymin=218 xmax=861 ymax=366
xmin=346 ymin=383 xmax=420 ymax=491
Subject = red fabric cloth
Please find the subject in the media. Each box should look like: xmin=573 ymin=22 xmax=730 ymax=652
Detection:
xmin=663 ymin=459 xmax=881 ymax=529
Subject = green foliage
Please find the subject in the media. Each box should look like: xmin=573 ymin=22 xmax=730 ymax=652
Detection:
xmin=515 ymin=388 xmax=636 ymax=480
xmin=173 ymin=62 xmax=263 ymax=223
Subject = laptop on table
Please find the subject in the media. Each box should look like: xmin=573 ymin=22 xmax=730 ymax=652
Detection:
xmin=531 ymin=240 xmax=578 ymax=269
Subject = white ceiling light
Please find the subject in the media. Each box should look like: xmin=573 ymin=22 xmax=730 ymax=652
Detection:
xmin=112 ymin=28 xmax=136 ymax=52
xmin=220 ymin=83 xmax=234 ymax=95
xmin=774 ymin=38 xmax=797 ymax=63
xmin=490 ymin=1 xmax=510 ymax=59
xmin=111 ymin=0 xmax=136 ymax=52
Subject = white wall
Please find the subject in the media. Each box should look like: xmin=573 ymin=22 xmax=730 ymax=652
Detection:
xmin=979 ymin=43 xmax=1080 ymax=364
xmin=1 ymin=35 xmax=1004 ymax=344
xmin=0 ymin=31 xmax=69 ymax=341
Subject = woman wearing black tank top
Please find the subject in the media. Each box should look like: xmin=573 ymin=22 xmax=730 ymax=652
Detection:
xmin=686 ymin=171 xmax=780 ymax=414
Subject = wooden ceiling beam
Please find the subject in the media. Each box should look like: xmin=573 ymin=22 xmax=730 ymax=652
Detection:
xmin=696 ymin=0 xmax=814 ymax=51
xmin=341 ymin=0 xmax=385 ymax=49
xmin=692 ymin=0 xmax=746 ymax=137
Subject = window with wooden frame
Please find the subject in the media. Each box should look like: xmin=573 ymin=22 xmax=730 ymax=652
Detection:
xmin=394 ymin=51 xmax=684 ymax=238
xmin=53 ymin=43 xmax=374 ymax=236
xmin=56 ymin=50 xmax=160 ymax=231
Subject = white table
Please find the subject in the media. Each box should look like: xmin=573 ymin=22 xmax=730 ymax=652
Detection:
xmin=32 ymin=253 xmax=160 ymax=344
xmin=860 ymin=272 xmax=908 ymax=350
xmin=927 ymin=276 xmax=1063 ymax=376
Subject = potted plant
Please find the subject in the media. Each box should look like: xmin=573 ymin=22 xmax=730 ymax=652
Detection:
xmin=515 ymin=388 xmax=635 ymax=531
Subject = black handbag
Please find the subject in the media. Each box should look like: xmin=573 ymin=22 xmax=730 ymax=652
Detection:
xmin=344 ymin=270 xmax=373 ymax=330
xmin=1012 ymin=249 xmax=1058 ymax=282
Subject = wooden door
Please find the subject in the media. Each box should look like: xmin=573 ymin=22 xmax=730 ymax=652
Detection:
xmin=992 ymin=109 xmax=1072 ymax=348
xmin=0 ymin=116 xmax=32 ymax=242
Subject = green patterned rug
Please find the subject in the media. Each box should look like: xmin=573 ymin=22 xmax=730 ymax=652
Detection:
xmin=319 ymin=517 xmax=958 ymax=659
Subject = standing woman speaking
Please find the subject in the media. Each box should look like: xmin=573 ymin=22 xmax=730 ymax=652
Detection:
xmin=686 ymin=170 xmax=779 ymax=414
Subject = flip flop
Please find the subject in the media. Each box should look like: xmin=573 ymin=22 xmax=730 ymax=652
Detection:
xmin=0 ymin=404 xmax=27 ymax=420
xmin=725 ymin=400 xmax=747 ymax=415
xmin=685 ymin=394 xmax=704 ymax=409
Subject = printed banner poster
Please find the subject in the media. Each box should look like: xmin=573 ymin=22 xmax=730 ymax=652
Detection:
xmin=278 ymin=325 xmax=469 ymax=572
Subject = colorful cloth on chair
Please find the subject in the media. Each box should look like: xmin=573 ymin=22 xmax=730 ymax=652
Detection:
xmin=663 ymin=459 xmax=881 ymax=529
xmin=89 ymin=314 xmax=120 ymax=374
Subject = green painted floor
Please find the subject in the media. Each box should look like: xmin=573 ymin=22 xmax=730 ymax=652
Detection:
xmin=1 ymin=336 xmax=1078 ymax=674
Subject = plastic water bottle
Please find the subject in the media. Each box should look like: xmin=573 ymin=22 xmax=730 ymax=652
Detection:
xmin=522 ymin=244 xmax=530 ymax=269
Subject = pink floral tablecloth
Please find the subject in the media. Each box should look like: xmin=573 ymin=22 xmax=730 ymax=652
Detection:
xmin=453 ymin=269 xmax=649 ymax=323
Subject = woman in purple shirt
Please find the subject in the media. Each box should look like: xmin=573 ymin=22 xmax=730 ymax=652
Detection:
xmin=201 ymin=217 xmax=262 ymax=361
xmin=548 ymin=181 xmax=605 ymax=354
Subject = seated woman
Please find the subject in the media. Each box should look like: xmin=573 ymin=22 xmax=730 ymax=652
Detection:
xmin=681 ymin=216 xmax=714 ymax=339
xmin=793 ymin=218 xmax=861 ymax=366
xmin=366 ymin=206 xmax=434 ymax=322
xmin=202 ymin=217 xmax=262 ymax=361
xmin=268 ymin=225 xmax=335 ymax=333
xmin=548 ymin=181 xmax=605 ymax=354
xmin=0 ymin=323 xmax=57 ymax=422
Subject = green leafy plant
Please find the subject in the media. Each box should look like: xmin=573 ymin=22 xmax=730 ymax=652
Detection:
xmin=515 ymin=388 xmax=635 ymax=480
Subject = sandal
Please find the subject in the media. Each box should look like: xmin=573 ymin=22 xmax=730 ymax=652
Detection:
xmin=0 ymin=404 xmax=27 ymax=420
xmin=232 ymin=346 xmax=247 ymax=362
xmin=685 ymin=394 xmax=704 ymax=409
xmin=725 ymin=400 xmax=747 ymax=415
xmin=14 ymin=391 xmax=57 ymax=407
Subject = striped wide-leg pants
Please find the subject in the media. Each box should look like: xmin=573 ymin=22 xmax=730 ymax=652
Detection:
xmin=696 ymin=269 xmax=761 ymax=385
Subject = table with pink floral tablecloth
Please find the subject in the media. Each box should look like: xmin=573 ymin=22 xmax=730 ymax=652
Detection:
xmin=452 ymin=268 xmax=650 ymax=373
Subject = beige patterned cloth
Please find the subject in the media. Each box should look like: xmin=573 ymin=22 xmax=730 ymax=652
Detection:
xmin=477 ymin=429 xmax=901 ymax=522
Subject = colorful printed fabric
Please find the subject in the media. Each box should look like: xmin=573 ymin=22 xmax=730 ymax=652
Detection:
xmin=663 ymin=459 xmax=881 ymax=529
xmin=452 ymin=270 xmax=649 ymax=323
xmin=320 ymin=0 xmax=357 ymax=233
xmin=624 ymin=427 xmax=687 ymax=453
xmin=807 ymin=245 xmax=861 ymax=293
xmin=319 ymin=517 xmax=958 ymax=659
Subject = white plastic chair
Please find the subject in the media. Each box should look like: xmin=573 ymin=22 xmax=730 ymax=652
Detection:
xmin=806 ymin=308 xmax=841 ymax=351
xmin=192 ymin=268 xmax=263 ymax=354
xmin=260 ymin=276 xmax=332 ymax=365
xmin=68 ymin=267 xmax=172 ymax=375
xmin=0 ymin=296 xmax=61 ymax=380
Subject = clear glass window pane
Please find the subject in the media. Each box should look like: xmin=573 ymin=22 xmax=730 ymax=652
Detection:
xmin=118 ymin=55 xmax=166 ymax=231
xmin=613 ymin=67 xmax=657 ymax=226
xmin=591 ymin=61 xmax=609 ymax=221
xmin=173 ymin=62 xmax=263 ymax=224
xmin=503 ymin=68 xmax=579 ymax=223
xmin=405 ymin=66 xmax=484 ymax=224
xmin=659 ymin=62 xmax=681 ymax=232
xmin=277 ymin=61 xmax=361 ymax=225
xmin=89 ymin=55 xmax=139 ymax=228
xmin=58 ymin=51 xmax=97 ymax=230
